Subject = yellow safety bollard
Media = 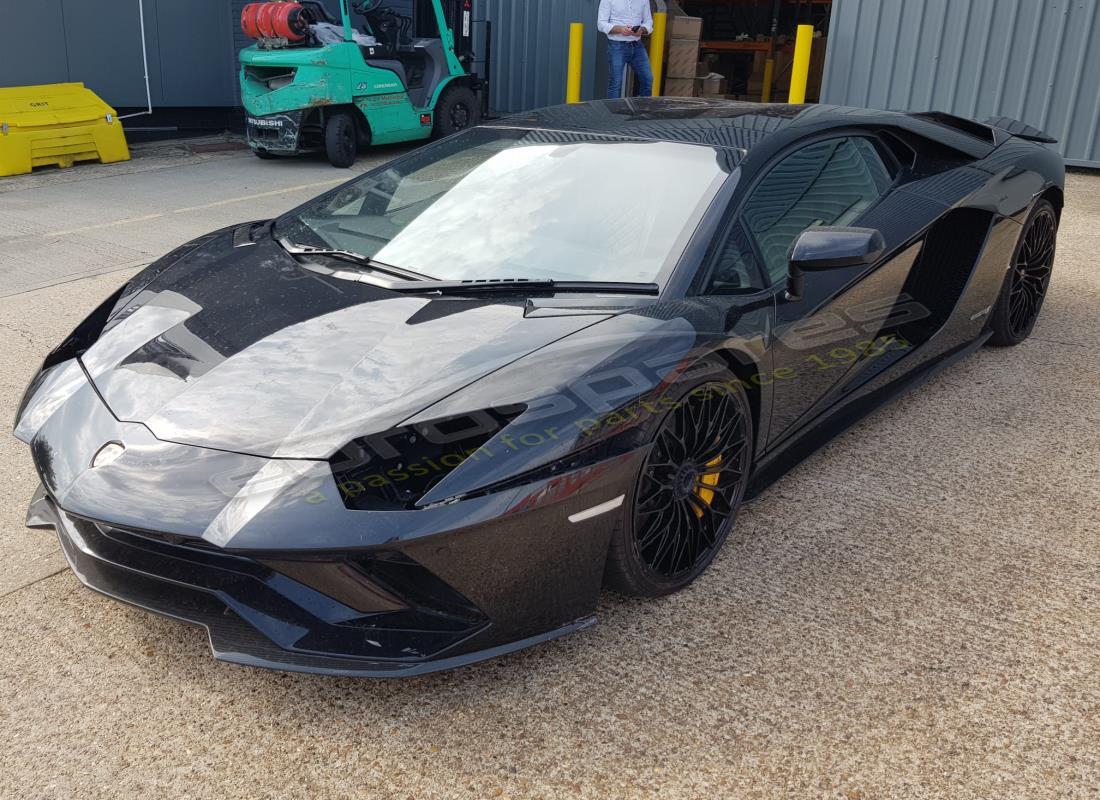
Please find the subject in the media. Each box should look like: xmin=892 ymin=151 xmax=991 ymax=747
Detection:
xmin=648 ymin=12 xmax=667 ymax=96
xmin=761 ymin=58 xmax=775 ymax=102
xmin=566 ymin=23 xmax=584 ymax=104
xmin=788 ymin=24 xmax=814 ymax=104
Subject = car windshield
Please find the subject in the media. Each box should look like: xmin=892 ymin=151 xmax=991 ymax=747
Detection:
xmin=275 ymin=127 xmax=732 ymax=284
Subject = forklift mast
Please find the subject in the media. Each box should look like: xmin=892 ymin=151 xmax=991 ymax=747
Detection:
xmin=437 ymin=0 xmax=475 ymax=65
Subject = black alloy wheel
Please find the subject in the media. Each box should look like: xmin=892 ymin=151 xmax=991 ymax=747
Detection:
xmin=605 ymin=376 xmax=753 ymax=597
xmin=989 ymin=199 xmax=1057 ymax=346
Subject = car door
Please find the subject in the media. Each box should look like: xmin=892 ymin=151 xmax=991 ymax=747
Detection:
xmin=737 ymin=135 xmax=918 ymax=449
xmin=692 ymin=215 xmax=778 ymax=454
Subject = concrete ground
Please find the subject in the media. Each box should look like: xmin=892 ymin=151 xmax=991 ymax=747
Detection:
xmin=0 ymin=141 xmax=1097 ymax=799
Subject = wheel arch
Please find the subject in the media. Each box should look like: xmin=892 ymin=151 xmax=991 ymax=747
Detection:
xmin=335 ymin=103 xmax=372 ymax=145
xmin=301 ymin=103 xmax=372 ymax=147
xmin=430 ymin=73 xmax=478 ymax=108
xmin=602 ymin=345 xmax=759 ymax=596
xmin=708 ymin=347 xmax=766 ymax=458
xmin=1040 ymin=185 xmax=1064 ymax=221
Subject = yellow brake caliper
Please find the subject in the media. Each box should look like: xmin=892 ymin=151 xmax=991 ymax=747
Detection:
xmin=692 ymin=455 xmax=722 ymax=517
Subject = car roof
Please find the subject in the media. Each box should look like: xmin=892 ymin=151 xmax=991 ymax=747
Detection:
xmin=485 ymin=98 xmax=998 ymax=160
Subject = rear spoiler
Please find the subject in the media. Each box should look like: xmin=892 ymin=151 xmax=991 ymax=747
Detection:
xmin=982 ymin=115 xmax=1058 ymax=144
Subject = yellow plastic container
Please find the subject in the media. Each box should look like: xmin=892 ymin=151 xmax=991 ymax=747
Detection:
xmin=0 ymin=83 xmax=130 ymax=177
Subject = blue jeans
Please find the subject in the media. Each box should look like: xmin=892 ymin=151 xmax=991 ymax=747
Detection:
xmin=608 ymin=40 xmax=653 ymax=99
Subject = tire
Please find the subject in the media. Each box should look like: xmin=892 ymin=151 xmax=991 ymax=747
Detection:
xmin=604 ymin=368 xmax=754 ymax=597
xmin=433 ymin=85 xmax=480 ymax=139
xmin=324 ymin=111 xmax=358 ymax=168
xmin=988 ymin=198 xmax=1058 ymax=346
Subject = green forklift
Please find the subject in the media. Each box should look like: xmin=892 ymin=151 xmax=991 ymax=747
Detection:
xmin=239 ymin=0 xmax=482 ymax=166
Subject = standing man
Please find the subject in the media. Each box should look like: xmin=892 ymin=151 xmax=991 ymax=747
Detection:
xmin=598 ymin=0 xmax=655 ymax=99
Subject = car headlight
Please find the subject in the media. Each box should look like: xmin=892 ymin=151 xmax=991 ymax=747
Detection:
xmin=331 ymin=405 xmax=527 ymax=511
xmin=13 ymin=286 xmax=125 ymax=434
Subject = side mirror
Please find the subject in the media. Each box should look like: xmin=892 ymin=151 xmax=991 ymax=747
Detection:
xmin=785 ymin=227 xmax=886 ymax=301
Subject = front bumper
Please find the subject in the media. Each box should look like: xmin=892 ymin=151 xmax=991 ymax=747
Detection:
xmin=31 ymin=487 xmax=600 ymax=677
xmin=17 ymin=356 xmax=644 ymax=676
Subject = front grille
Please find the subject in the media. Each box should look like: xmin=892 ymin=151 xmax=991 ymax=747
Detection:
xmin=100 ymin=523 xmax=237 ymax=556
xmin=81 ymin=519 xmax=488 ymax=661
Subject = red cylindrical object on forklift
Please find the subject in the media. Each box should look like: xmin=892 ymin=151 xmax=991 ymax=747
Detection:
xmin=241 ymin=3 xmax=265 ymax=39
xmin=241 ymin=1 xmax=308 ymax=42
xmin=256 ymin=3 xmax=281 ymax=38
xmin=274 ymin=5 xmax=310 ymax=40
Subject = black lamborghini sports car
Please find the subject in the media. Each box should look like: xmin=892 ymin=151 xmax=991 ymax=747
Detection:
xmin=15 ymin=99 xmax=1063 ymax=676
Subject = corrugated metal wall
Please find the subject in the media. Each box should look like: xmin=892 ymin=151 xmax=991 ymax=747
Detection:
xmin=1 ymin=0 xmax=238 ymax=107
xmin=479 ymin=0 xmax=605 ymax=112
xmin=821 ymin=0 xmax=1100 ymax=167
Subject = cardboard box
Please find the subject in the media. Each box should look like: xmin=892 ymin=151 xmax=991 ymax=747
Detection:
xmin=700 ymin=72 xmax=729 ymax=96
xmin=669 ymin=15 xmax=703 ymax=40
xmin=664 ymin=77 xmax=701 ymax=97
xmin=666 ymin=37 xmax=701 ymax=79
xmin=747 ymin=52 xmax=766 ymax=95
xmin=664 ymin=1 xmax=700 ymax=35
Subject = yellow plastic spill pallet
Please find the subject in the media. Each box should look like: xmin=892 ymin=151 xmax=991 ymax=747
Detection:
xmin=0 ymin=82 xmax=130 ymax=177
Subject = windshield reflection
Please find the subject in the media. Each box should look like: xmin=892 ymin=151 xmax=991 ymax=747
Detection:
xmin=277 ymin=129 xmax=730 ymax=285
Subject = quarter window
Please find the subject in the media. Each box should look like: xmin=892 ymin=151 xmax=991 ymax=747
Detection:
xmin=703 ymin=221 xmax=761 ymax=294
xmin=742 ymin=137 xmax=894 ymax=284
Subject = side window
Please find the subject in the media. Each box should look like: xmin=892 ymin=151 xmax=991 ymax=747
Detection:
xmin=742 ymin=137 xmax=894 ymax=285
xmin=703 ymin=220 xmax=761 ymax=294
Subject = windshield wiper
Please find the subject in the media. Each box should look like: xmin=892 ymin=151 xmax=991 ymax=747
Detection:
xmin=278 ymin=238 xmax=436 ymax=282
xmin=386 ymin=279 xmax=661 ymax=296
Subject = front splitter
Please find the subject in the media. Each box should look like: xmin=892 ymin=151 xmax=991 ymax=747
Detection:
xmin=30 ymin=487 xmax=596 ymax=678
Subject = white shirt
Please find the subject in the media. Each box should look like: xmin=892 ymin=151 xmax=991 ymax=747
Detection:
xmin=597 ymin=0 xmax=654 ymax=42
